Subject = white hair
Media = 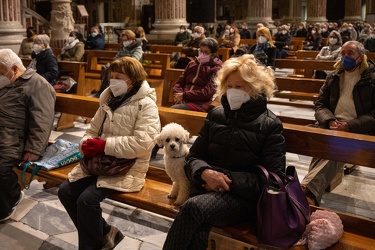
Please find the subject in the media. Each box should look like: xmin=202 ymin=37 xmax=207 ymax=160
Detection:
xmin=0 ymin=49 xmax=25 ymax=71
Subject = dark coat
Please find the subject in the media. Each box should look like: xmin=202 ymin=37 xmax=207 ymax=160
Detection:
xmin=250 ymin=44 xmax=277 ymax=68
xmin=85 ymin=33 xmax=105 ymax=50
xmin=185 ymin=95 xmax=286 ymax=200
xmin=173 ymin=57 xmax=222 ymax=112
xmin=315 ymin=61 xmax=375 ymax=135
xmin=31 ymin=48 xmax=59 ymax=84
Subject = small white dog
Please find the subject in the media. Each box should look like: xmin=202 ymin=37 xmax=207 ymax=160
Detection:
xmin=156 ymin=123 xmax=190 ymax=205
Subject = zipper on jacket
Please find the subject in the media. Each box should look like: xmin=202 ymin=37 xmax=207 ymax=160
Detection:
xmin=190 ymin=63 xmax=202 ymax=91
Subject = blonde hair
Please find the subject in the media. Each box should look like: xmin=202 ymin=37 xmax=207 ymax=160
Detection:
xmin=135 ymin=26 xmax=147 ymax=41
xmin=215 ymin=54 xmax=275 ymax=100
xmin=121 ymin=29 xmax=136 ymax=40
xmin=256 ymin=27 xmax=275 ymax=47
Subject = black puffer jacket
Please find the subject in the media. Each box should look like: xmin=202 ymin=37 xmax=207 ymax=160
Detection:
xmin=31 ymin=48 xmax=59 ymax=84
xmin=185 ymin=94 xmax=286 ymax=200
xmin=315 ymin=60 xmax=375 ymax=135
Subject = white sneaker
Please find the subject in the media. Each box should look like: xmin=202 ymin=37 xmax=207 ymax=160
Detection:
xmin=0 ymin=191 xmax=25 ymax=222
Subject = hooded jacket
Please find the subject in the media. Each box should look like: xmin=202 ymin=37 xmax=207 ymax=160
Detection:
xmin=315 ymin=57 xmax=375 ymax=135
xmin=173 ymin=57 xmax=223 ymax=112
xmin=185 ymin=94 xmax=286 ymax=200
xmin=68 ymin=81 xmax=161 ymax=192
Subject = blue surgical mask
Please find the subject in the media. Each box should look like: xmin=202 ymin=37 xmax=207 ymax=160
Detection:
xmin=341 ymin=56 xmax=359 ymax=71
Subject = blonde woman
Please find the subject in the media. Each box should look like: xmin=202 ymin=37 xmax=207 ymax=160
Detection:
xmin=250 ymin=27 xmax=277 ymax=67
xmin=163 ymin=54 xmax=286 ymax=250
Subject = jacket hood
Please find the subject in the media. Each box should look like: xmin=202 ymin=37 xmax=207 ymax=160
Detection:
xmin=329 ymin=30 xmax=342 ymax=50
xmin=100 ymin=80 xmax=157 ymax=106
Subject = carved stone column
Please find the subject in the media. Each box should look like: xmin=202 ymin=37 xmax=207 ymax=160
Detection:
xmin=50 ymin=0 xmax=75 ymax=48
xmin=151 ymin=0 xmax=188 ymax=35
xmin=306 ymin=0 xmax=327 ymax=23
xmin=0 ymin=0 xmax=25 ymax=52
xmin=344 ymin=0 xmax=363 ymax=23
xmin=246 ymin=0 xmax=274 ymax=32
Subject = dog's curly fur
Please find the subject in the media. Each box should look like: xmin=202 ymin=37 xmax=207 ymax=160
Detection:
xmin=156 ymin=123 xmax=190 ymax=205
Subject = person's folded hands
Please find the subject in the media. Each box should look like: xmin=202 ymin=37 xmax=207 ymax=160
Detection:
xmin=82 ymin=138 xmax=106 ymax=157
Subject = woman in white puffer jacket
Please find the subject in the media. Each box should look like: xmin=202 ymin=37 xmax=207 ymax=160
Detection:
xmin=58 ymin=57 xmax=160 ymax=250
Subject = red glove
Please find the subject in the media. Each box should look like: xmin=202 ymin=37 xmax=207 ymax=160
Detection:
xmin=81 ymin=138 xmax=106 ymax=157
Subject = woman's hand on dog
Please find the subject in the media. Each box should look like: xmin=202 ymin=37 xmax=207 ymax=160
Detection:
xmin=201 ymin=169 xmax=232 ymax=193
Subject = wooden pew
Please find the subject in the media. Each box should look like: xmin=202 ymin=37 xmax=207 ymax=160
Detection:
xmin=21 ymin=58 xmax=87 ymax=96
xmin=275 ymin=59 xmax=335 ymax=78
xmin=17 ymin=93 xmax=375 ymax=249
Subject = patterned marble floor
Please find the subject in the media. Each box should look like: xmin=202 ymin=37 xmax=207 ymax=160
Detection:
xmin=1 ymin=68 xmax=375 ymax=249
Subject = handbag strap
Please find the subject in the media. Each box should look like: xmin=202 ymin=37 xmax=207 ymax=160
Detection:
xmin=20 ymin=162 xmax=42 ymax=190
xmin=256 ymin=165 xmax=287 ymax=191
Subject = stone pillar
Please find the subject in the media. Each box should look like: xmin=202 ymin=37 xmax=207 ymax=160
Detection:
xmin=50 ymin=0 xmax=75 ymax=48
xmin=0 ymin=0 xmax=25 ymax=52
xmin=306 ymin=0 xmax=327 ymax=23
xmin=344 ymin=0 xmax=363 ymax=23
xmin=151 ymin=0 xmax=188 ymax=35
xmin=246 ymin=0 xmax=274 ymax=32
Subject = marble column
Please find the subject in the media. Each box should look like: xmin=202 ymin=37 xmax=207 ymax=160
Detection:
xmin=246 ymin=0 xmax=274 ymax=32
xmin=344 ymin=0 xmax=363 ymax=23
xmin=50 ymin=0 xmax=75 ymax=48
xmin=306 ymin=0 xmax=327 ymax=23
xmin=150 ymin=0 xmax=188 ymax=35
xmin=0 ymin=0 xmax=25 ymax=52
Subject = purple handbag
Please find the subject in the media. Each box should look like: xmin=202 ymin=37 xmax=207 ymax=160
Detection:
xmin=256 ymin=165 xmax=310 ymax=248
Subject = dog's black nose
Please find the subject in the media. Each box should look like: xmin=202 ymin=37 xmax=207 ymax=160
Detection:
xmin=170 ymin=144 xmax=175 ymax=149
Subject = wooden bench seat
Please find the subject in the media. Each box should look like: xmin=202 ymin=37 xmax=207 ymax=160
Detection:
xmin=274 ymin=59 xmax=336 ymax=78
xmin=16 ymin=93 xmax=375 ymax=249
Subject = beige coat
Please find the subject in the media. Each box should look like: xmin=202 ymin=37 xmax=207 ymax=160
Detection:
xmin=68 ymin=81 xmax=161 ymax=192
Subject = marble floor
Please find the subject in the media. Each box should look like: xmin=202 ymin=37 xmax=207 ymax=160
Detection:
xmin=1 ymin=68 xmax=375 ymax=249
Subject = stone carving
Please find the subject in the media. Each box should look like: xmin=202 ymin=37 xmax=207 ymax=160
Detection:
xmin=50 ymin=2 xmax=75 ymax=48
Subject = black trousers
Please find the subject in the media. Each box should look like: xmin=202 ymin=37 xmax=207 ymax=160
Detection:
xmin=58 ymin=176 xmax=113 ymax=250
xmin=0 ymin=158 xmax=21 ymax=218
xmin=163 ymin=192 xmax=255 ymax=250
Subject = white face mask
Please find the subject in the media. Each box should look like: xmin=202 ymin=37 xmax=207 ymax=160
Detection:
xmin=33 ymin=44 xmax=43 ymax=54
xmin=109 ymin=78 xmax=128 ymax=97
xmin=311 ymin=30 xmax=316 ymax=35
xmin=0 ymin=69 xmax=11 ymax=89
xmin=329 ymin=38 xmax=338 ymax=45
xmin=123 ymin=41 xmax=131 ymax=47
xmin=226 ymin=88 xmax=250 ymax=110
xmin=68 ymin=36 xmax=75 ymax=43
xmin=281 ymin=30 xmax=287 ymax=35
xmin=197 ymin=52 xmax=210 ymax=64
xmin=180 ymin=29 xmax=186 ymax=33
xmin=258 ymin=36 xmax=267 ymax=44
xmin=192 ymin=32 xmax=200 ymax=39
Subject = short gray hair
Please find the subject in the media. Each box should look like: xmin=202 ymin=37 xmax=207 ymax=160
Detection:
xmin=33 ymin=34 xmax=50 ymax=47
xmin=0 ymin=49 xmax=25 ymax=71
xmin=343 ymin=41 xmax=367 ymax=55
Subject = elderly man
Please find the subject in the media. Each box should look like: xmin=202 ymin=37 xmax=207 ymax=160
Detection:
xmin=0 ymin=49 xmax=56 ymax=221
xmin=301 ymin=41 xmax=375 ymax=206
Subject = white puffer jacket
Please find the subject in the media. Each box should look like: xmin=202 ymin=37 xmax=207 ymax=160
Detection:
xmin=68 ymin=81 xmax=161 ymax=192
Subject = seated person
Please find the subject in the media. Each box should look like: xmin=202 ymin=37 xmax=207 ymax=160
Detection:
xmin=301 ymin=41 xmax=375 ymax=206
xmin=18 ymin=26 xmax=37 ymax=58
xmin=240 ymin=22 xmax=252 ymax=39
xmin=172 ymin=38 xmax=222 ymax=112
xmin=314 ymin=31 xmax=342 ymax=79
xmin=29 ymin=34 xmax=59 ymax=84
xmin=135 ymin=26 xmax=148 ymax=51
xmin=303 ymin=27 xmax=322 ymax=51
xmin=250 ymin=27 xmax=277 ymax=68
xmin=59 ymin=31 xmax=85 ymax=61
xmin=115 ymin=30 xmax=143 ymax=61
xmin=163 ymin=54 xmax=286 ymax=250
xmin=85 ymin=26 xmax=105 ymax=50
xmin=363 ymin=28 xmax=375 ymax=52
xmin=219 ymin=26 xmax=240 ymax=56
xmin=174 ymin=25 xmax=191 ymax=46
xmin=175 ymin=26 xmax=206 ymax=69
xmin=295 ymin=22 xmax=308 ymax=38
xmin=274 ymin=24 xmax=292 ymax=59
